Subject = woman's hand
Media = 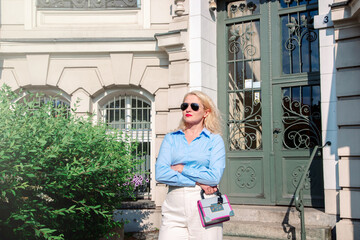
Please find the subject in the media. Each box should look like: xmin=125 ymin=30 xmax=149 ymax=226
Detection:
xmin=196 ymin=183 xmax=217 ymax=195
xmin=171 ymin=164 xmax=184 ymax=173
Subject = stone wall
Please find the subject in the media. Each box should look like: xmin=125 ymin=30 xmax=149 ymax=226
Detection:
xmin=331 ymin=0 xmax=360 ymax=239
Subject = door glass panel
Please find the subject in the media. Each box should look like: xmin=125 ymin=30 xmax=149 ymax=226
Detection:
xmin=280 ymin=0 xmax=318 ymax=9
xmin=229 ymin=21 xmax=261 ymax=61
xmin=227 ymin=0 xmax=260 ymax=18
xmin=281 ymin=85 xmax=321 ymax=149
xmin=281 ymin=9 xmax=319 ymax=74
xmin=228 ymin=20 xmax=262 ymax=151
xmin=229 ymin=91 xmax=262 ymax=150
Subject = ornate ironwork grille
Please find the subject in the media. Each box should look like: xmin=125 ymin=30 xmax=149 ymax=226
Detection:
xmin=282 ymin=85 xmax=321 ymax=149
xmin=36 ymin=0 xmax=139 ymax=9
xmin=280 ymin=0 xmax=319 ymax=74
xmin=100 ymin=95 xmax=151 ymax=197
xmin=227 ymin=0 xmax=262 ymax=151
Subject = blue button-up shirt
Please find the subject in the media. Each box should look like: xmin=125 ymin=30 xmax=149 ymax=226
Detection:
xmin=155 ymin=128 xmax=225 ymax=187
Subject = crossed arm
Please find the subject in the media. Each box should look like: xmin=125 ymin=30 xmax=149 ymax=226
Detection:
xmin=171 ymin=164 xmax=218 ymax=195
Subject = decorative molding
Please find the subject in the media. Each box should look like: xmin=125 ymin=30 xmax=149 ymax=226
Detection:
xmin=292 ymin=166 xmax=310 ymax=190
xmin=36 ymin=0 xmax=139 ymax=9
xmin=155 ymin=30 xmax=188 ymax=62
xmin=235 ymin=166 xmax=257 ymax=189
xmin=174 ymin=0 xmax=185 ymax=16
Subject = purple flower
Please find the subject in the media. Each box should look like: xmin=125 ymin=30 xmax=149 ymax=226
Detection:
xmin=121 ymin=174 xmax=149 ymax=190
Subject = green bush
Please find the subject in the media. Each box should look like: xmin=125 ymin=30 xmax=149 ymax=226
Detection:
xmin=0 ymin=85 xmax=143 ymax=240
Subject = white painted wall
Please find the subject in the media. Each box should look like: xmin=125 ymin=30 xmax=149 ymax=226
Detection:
xmin=315 ymin=0 xmax=339 ymax=215
xmin=188 ymin=0 xmax=218 ymax=104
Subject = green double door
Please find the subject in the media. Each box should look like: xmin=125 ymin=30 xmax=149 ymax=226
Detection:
xmin=218 ymin=0 xmax=324 ymax=207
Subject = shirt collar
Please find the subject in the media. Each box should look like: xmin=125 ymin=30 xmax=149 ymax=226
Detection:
xmin=172 ymin=128 xmax=211 ymax=138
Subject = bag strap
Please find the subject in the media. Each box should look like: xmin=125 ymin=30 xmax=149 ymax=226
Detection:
xmin=200 ymin=189 xmax=224 ymax=204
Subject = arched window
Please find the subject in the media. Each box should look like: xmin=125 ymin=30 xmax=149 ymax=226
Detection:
xmin=19 ymin=93 xmax=70 ymax=117
xmin=100 ymin=94 xmax=152 ymax=197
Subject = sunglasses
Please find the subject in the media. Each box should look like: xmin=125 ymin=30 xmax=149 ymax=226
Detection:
xmin=180 ymin=103 xmax=200 ymax=111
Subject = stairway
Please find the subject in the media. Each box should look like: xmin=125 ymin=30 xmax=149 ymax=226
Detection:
xmin=116 ymin=202 xmax=337 ymax=239
xmin=223 ymin=205 xmax=337 ymax=240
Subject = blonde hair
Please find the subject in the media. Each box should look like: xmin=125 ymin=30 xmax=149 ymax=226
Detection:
xmin=178 ymin=91 xmax=223 ymax=134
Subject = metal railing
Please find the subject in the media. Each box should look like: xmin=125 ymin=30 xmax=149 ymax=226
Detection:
xmin=294 ymin=141 xmax=331 ymax=240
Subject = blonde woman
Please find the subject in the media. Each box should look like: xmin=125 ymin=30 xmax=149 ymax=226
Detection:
xmin=155 ymin=91 xmax=225 ymax=240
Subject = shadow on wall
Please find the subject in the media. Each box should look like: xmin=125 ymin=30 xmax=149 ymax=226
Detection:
xmin=113 ymin=209 xmax=156 ymax=233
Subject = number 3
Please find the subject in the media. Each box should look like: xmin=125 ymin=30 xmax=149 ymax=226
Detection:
xmin=324 ymin=16 xmax=329 ymax=24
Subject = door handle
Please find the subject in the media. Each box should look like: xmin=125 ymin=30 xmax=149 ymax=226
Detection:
xmin=273 ymin=128 xmax=282 ymax=134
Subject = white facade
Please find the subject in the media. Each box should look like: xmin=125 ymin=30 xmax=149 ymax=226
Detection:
xmin=1 ymin=0 xmax=359 ymax=239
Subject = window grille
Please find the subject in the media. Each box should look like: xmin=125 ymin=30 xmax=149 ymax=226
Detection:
xmin=23 ymin=95 xmax=70 ymax=117
xmin=36 ymin=0 xmax=139 ymax=10
xmin=100 ymin=94 xmax=151 ymax=198
xmin=280 ymin=0 xmax=319 ymax=74
xmin=281 ymin=85 xmax=321 ymax=149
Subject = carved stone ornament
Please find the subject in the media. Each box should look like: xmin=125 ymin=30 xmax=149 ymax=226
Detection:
xmin=174 ymin=0 xmax=185 ymax=16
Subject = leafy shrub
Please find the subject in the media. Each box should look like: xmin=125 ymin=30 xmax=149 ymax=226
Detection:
xmin=0 ymin=85 xmax=143 ymax=240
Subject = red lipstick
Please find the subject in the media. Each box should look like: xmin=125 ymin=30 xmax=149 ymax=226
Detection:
xmin=186 ymin=114 xmax=192 ymax=117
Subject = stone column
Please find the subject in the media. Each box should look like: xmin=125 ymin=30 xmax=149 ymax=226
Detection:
xmin=154 ymin=10 xmax=190 ymax=205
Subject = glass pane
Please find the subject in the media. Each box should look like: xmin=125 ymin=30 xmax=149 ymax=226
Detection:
xmin=228 ymin=63 xmax=244 ymax=90
xmin=115 ymin=109 xmax=120 ymax=121
xmin=229 ymin=91 xmax=262 ymax=151
xmin=281 ymin=15 xmax=291 ymax=74
xmin=132 ymin=109 xmax=137 ymax=128
xmin=282 ymin=85 xmax=321 ymax=149
xmin=282 ymin=87 xmax=290 ymax=98
xmin=292 ymin=87 xmax=300 ymax=102
xmin=280 ymin=0 xmax=318 ymax=9
xmin=302 ymin=86 xmax=311 ymax=106
xmin=228 ymin=21 xmax=261 ymax=61
xmin=309 ymin=10 xmax=320 ymax=72
xmin=227 ymin=0 xmax=260 ymax=18
xmin=281 ymin=10 xmax=319 ymax=74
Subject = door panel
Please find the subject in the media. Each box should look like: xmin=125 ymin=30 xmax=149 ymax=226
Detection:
xmin=228 ymin=156 xmax=265 ymax=198
xmin=218 ymin=0 xmax=323 ymax=207
xmin=220 ymin=0 xmax=272 ymax=205
xmin=273 ymin=83 xmax=323 ymax=206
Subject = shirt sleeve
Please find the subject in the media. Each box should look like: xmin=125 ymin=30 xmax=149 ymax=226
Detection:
xmin=155 ymin=134 xmax=196 ymax=186
xmin=181 ymin=134 xmax=225 ymax=186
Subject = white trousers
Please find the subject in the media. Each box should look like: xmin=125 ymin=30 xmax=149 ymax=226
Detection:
xmin=158 ymin=185 xmax=223 ymax=240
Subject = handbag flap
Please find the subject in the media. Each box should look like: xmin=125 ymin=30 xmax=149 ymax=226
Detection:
xmin=198 ymin=194 xmax=234 ymax=221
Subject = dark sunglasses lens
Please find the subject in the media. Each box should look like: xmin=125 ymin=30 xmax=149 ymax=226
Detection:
xmin=191 ymin=103 xmax=199 ymax=111
xmin=180 ymin=103 xmax=189 ymax=111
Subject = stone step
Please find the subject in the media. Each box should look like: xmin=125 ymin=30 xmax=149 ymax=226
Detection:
xmin=229 ymin=205 xmax=337 ymax=227
xmin=116 ymin=204 xmax=337 ymax=239
xmin=223 ymin=220 xmax=332 ymax=240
